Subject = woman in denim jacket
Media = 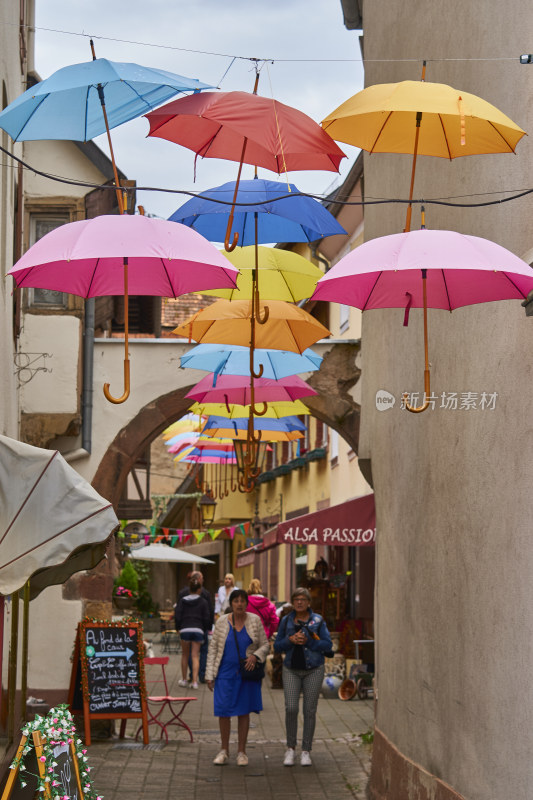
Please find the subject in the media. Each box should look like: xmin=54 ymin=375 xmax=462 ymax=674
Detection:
xmin=274 ymin=587 xmax=332 ymax=767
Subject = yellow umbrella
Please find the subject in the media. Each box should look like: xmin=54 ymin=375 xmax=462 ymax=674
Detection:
xmin=173 ymin=298 xmax=330 ymax=354
xmin=162 ymin=415 xmax=205 ymax=440
xmin=322 ymin=73 xmax=526 ymax=232
xmin=200 ymin=246 xmax=323 ymax=303
xmin=188 ymin=400 xmax=311 ymax=419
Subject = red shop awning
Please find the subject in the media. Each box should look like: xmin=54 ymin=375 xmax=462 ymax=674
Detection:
xmin=273 ymin=494 xmax=375 ymax=547
xmin=235 ymin=544 xmax=262 ymax=569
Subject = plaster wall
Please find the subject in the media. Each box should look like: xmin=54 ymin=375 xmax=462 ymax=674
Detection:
xmin=27 ymin=585 xmax=81 ymax=690
xmin=358 ymin=1 xmax=533 ymax=798
xmin=19 ymin=315 xmax=81 ymax=413
xmin=23 ymin=140 xmax=108 ymax=199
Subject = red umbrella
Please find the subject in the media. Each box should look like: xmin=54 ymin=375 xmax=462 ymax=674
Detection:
xmin=185 ymin=373 xmax=317 ymax=407
xmin=145 ymin=89 xmax=346 ymax=250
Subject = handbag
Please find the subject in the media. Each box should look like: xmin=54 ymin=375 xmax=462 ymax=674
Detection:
xmin=231 ymin=615 xmax=265 ymax=682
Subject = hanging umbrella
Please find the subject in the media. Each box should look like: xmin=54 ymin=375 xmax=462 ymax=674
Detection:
xmin=167 ymin=437 xmax=235 ymax=454
xmin=188 ymin=400 xmax=311 ymax=419
xmin=180 ymin=343 xmax=323 ymax=383
xmin=321 ymin=71 xmax=526 ymax=231
xmin=8 ymin=214 xmax=239 ymax=404
xmin=185 ymin=373 xmax=317 ymax=406
xmin=0 ymin=44 xmax=211 ymax=212
xmin=173 ymin=298 xmax=330 ymax=354
xmin=200 ymin=246 xmax=323 ymax=302
xmin=130 ymin=544 xmax=214 ymax=564
xmin=203 ymin=414 xmax=306 ymax=433
xmin=162 ymin=414 xmax=205 ymax=440
xmin=0 ymin=435 xmax=119 ymax=597
xmin=175 ymin=449 xmax=238 ymax=464
xmin=169 ymin=178 xmax=347 ymax=244
xmin=164 ymin=431 xmax=203 ymax=448
xmin=311 ymin=225 xmax=533 ymax=412
xmin=146 ymin=88 xmax=345 ymax=250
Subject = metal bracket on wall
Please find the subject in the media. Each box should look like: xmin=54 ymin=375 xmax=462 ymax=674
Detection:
xmin=14 ymin=352 xmax=53 ymax=386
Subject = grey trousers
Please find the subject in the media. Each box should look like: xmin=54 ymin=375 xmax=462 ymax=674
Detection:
xmin=282 ymin=664 xmax=325 ymax=751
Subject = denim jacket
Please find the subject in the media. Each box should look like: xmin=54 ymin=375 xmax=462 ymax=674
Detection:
xmin=274 ymin=610 xmax=332 ymax=670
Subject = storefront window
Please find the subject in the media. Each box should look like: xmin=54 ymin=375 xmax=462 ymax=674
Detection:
xmin=27 ymin=216 xmax=69 ymax=308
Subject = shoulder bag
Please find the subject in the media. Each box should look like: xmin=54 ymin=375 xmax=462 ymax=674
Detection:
xmin=231 ymin=614 xmax=265 ymax=682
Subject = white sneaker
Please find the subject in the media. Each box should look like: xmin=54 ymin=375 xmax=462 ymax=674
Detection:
xmin=191 ymin=682 xmax=199 ymax=689
xmin=301 ymin=751 xmax=312 ymax=767
xmin=283 ymin=748 xmax=295 ymax=766
xmin=178 ymin=679 xmax=189 ymax=688
xmin=213 ymin=749 xmax=228 ymax=765
xmin=236 ymin=751 xmax=248 ymax=766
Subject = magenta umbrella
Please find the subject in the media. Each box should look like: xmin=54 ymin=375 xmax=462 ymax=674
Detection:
xmin=8 ymin=214 xmax=239 ymax=403
xmin=311 ymin=225 xmax=533 ymax=413
xmin=184 ymin=373 xmax=317 ymax=408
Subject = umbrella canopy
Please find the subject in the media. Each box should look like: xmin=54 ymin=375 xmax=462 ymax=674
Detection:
xmin=189 ymin=399 xmax=311 ymax=419
xmin=321 ymin=80 xmax=526 ymax=158
xmin=174 ymin=299 xmax=330 ymax=354
xmin=0 ymin=435 xmax=119 ymax=597
xmin=311 ymin=226 xmax=533 ymax=413
xmin=180 ymin=343 xmax=323 ymax=383
xmin=130 ymin=544 xmax=214 ymax=564
xmin=146 ymin=91 xmax=345 ymax=174
xmin=164 ymin=431 xmax=204 ymax=447
xmin=204 ymin=414 xmax=306 ymax=432
xmin=169 ymin=178 xmax=347 ymax=244
xmin=185 ymin=373 xmax=317 ymax=405
xmin=311 ymin=228 xmax=533 ymax=310
xmin=174 ymin=448 xmax=238 ymax=464
xmin=8 ymin=214 xmax=239 ymax=298
xmin=162 ymin=414 xmax=205 ymax=440
xmin=0 ymin=58 xmax=212 ymax=142
xmin=167 ymin=437 xmax=234 ymax=454
xmin=201 ymin=246 xmax=323 ymax=302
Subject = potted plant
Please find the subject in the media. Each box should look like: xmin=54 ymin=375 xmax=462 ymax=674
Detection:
xmin=113 ymin=560 xmax=139 ymax=610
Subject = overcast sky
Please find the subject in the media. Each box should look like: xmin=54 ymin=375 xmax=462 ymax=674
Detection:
xmin=34 ymin=0 xmax=364 ymax=219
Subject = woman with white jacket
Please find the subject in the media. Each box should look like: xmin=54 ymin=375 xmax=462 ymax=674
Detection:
xmin=206 ymin=589 xmax=269 ymax=766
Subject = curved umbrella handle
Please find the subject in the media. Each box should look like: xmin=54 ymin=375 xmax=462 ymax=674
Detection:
xmin=103 ymin=359 xmax=130 ymax=404
xmin=224 ymin=224 xmax=239 ymax=252
xmin=403 ymin=370 xmax=431 ymax=414
xmin=404 ymin=267 xmax=431 ymax=414
xmin=256 ymin=303 xmax=269 ymax=325
xmin=252 ymin=401 xmax=269 ymax=417
xmin=251 ymin=361 xmax=264 ymax=380
xmin=237 ymin=472 xmax=255 ymax=494
xmin=230 ymin=466 xmax=237 ymax=493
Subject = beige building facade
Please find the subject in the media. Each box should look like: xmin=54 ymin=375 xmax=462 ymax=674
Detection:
xmin=351 ymin=1 xmax=533 ymax=798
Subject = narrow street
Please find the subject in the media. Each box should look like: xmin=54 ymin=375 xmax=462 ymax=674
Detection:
xmin=86 ymin=642 xmax=374 ymax=800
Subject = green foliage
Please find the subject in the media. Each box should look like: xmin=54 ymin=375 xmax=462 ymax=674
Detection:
xmin=114 ymin=560 xmax=139 ymax=594
xmin=135 ymin=590 xmax=160 ymax=616
xmin=130 ymin=558 xmax=151 ymax=592
xmin=360 ymin=729 xmax=374 ymax=744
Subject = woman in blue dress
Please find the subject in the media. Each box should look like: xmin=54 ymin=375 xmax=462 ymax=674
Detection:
xmin=206 ymin=589 xmax=269 ymax=766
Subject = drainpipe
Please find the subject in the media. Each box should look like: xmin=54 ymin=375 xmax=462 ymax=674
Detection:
xmin=64 ymin=298 xmax=94 ymax=463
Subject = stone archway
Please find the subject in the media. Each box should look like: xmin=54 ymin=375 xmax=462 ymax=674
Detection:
xmin=92 ymin=342 xmax=362 ymax=503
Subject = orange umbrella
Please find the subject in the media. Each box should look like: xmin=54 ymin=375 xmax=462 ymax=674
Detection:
xmin=173 ymin=299 xmax=330 ymax=355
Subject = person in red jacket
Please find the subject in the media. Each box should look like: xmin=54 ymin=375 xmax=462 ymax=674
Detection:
xmin=246 ymin=579 xmax=279 ymax=639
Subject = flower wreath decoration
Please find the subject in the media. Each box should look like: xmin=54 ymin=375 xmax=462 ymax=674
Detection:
xmin=10 ymin=704 xmax=102 ymax=800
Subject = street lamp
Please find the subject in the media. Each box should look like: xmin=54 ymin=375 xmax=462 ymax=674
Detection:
xmin=233 ymin=439 xmax=267 ymax=492
xmin=199 ymin=493 xmax=217 ymax=528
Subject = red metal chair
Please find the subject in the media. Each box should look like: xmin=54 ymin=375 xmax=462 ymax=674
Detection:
xmin=135 ymin=656 xmax=197 ymax=743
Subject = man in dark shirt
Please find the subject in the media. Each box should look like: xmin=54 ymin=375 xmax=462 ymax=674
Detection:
xmin=178 ymin=570 xmax=214 ymax=682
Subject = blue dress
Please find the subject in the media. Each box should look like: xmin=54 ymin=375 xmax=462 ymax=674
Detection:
xmin=214 ymin=625 xmax=263 ymax=717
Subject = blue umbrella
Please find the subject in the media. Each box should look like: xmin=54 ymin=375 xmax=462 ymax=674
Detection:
xmin=168 ymin=178 xmax=346 ymax=244
xmin=180 ymin=343 xmax=323 ymax=385
xmin=0 ymin=57 xmax=212 ymax=141
xmin=203 ymin=415 xmax=306 ymax=432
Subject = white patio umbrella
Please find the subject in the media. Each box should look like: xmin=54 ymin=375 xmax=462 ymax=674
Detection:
xmin=130 ymin=543 xmax=214 ymax=564
xmin=0 ymin=435 xmax=119 ymax=597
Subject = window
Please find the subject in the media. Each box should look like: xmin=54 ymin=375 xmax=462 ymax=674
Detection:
xmin=339 ymin=303 xmax=350 ymax=333
xmin=329 ymin=428 xmax=339 ymax=466
xmin=28 ymin=216 xmax=69 ymax=307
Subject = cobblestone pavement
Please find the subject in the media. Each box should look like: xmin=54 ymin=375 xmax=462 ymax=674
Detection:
xmin=86 ymin=641 xmax=374 ymax=800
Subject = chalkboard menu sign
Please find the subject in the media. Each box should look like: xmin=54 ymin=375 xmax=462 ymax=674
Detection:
xmin=68 ymin=619 xmax=148 ymax=745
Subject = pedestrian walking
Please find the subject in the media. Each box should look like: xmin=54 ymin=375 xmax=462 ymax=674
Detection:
xmin=247 ymin=578 xmax=279 ymax=639
xmin=215 ymin=572 xmax=236 ymax=616
xmin=178 ymin=570 xmax=214 ymax=682
xmin=206 ymin=589 xmax=269 ymax=766
xmin=274 ymin=587 xmax=333 ymax=767
xmin=175 ymin=576 xmax=211 ymax=688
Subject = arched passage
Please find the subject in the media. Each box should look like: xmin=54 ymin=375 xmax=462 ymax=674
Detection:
xmin=91 ymin=342 xmax=362 ymax=503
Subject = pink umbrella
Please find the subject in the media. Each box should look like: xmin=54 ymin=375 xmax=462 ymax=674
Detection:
xmin=311 ymin=224 xmax=533 ymax=413
xmin=168 ymin=438 xmax=235 ymax=455
xmin=184 ymin=373 xmax=317 ymax=407
xmin=8 ymin=214 xmax=239 ymax=404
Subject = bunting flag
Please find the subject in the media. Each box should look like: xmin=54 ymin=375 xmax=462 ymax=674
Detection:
xmin=118 ymin=524 xmax=241 ymax=542
xmin=208 ymin=529 xmax=221 ymax=541
xmin=193 ymin=530 xmax=207 ymax=543
xmin=144 ymin=534 xmax=150 ymax=545
xmin=170 ymin=536 xmax=178 ymax=547
xmin=183 ymin=533 xmax=192 ymax=544
xmin=150 ymin=525 xmax=157 ymax=537
xmin=229 ymin=526 xmax=236 ymax=540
